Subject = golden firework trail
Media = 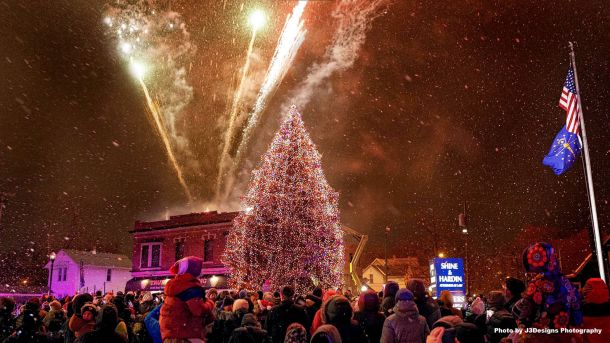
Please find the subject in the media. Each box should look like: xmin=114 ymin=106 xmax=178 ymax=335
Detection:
xmin=216 ymin=1 xmax=308 ymax=201
xmin=137 ymin=78 xmax=194 ymax=202
xmin=216 ymin=27 xmax=259 ymax=196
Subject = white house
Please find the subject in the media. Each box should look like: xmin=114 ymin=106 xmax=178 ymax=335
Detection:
xmin=44 ymin=249 xmax=131 ymax=298
xmin=362 ymin=257 xmax=428 ymax=292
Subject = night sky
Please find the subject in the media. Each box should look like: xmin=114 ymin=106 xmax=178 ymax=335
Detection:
xmin=1 ymin=0 xmax=609 ymax=289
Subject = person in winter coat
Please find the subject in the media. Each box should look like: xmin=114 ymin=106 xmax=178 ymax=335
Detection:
xmin=353 ymin=290 xmax=385 ymax=343
xmin=3 ymin=305 xmax=49 ymax=343
xmin=159 ymin=256 xmax=215 ymax=342
xmin=309 ymin=290 xmax=337 ymax=335
xmin=0 ymin=297 xmax=16 ymax=342
xmin=143 ymin=303 xmax=163 ymax=343
xmin=381 ymin=281 xmax=400 ymax=317
xmin=228 ymin=313 xmax=271 ymax=343
xmin=310 ymin=325 xmax=341 ymax=343
xmin=68 ymin=294 xmax=94 ymax=339
xmin=406 ymin=279 xmax=441 ymax=329
xmin=322 ymin=295 xmax=367 ymax=343
xmin=266 ymin=286 xmax=308 ymax=343
xmin=503 ymin=276 xmax=525 ymax=314
xmin=485 ymin=291 xmax=516 ymax=343
xmin=209 ymin=299 xmax=250 ymax=343
xmin=581 ymin=278 xmax=610 ymax=343
xmin=380 ymin=288 xmax=429 ymax=343
xmin=76 ymin=304 xmax=127 ymax=343
xmin=69 ymin=303 xmax=96 ymax=338
xmin=304 ymin=288 xmax=323 ymax=330
xmin=438 ymin=291 xmax=462 ymax=318
xmin=283 ymin=323 xmax=307 ymax=343
xmin=42 ymin=300 xmax=64 ymax=330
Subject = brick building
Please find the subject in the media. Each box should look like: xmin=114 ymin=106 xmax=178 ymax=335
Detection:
xmin=125 ymin=211 xmax=238 ymax=292
xmin=125 ymin=210 xmax=362 ymax=292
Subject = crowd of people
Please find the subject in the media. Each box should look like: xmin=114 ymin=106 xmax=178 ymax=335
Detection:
xmin=0 ymin=243 xmax=608 ymax=343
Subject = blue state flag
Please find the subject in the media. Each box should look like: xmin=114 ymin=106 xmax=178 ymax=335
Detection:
xmin=542 ymin=126 xmax=581 ymax=175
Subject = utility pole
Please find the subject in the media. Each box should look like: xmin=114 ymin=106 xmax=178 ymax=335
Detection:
xmin=384 ymin=227 xmax=391 ymax=283
xmin=459 ymin=202 xmax=470 ymax=296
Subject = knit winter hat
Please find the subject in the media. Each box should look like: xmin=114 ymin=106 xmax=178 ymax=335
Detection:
xmin=395 ymin=288 xmax=415 ymax=302
xmin=582 ymin=278 xmax=609 ymax=304
xmin=285 ymin=323 xmax=307 ymax=343
xmin=488 ymin=290 xmax=506 ymax=310
xmin=406 ymin=279 xmax=427 ymax=299
xmin=384 ymin=281 xmax=400 ymax=298
xmin=49 ymin=300 xmax=62 ymax=311
xmin=233 ymin=299 xmax=249 ymax=312
xmin=169 ymin=256 xmax=203 ymax=277
xmin=141 ymin=291 xmax=153 ymax=303
xmin=311 ymin=325 xmax=342 ymax=343
xmin=470 ymin=297 xmax=485 ymax=316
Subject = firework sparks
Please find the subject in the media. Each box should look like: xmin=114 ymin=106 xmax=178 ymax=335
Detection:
xmin=132 ymin=62 xmax=194 ymax=202
xmin=216 ymin=9 xmax=267 ymax=198
xmin=216 ymin=1 xmax=308 ymax=201
xmin=104 ymin=3 xmax=197 ymax=202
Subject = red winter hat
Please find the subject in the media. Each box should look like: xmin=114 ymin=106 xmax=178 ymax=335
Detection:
xmin=582 ymin=278 xmax=609 ymax=304
xmin=169 ymin=256 xmax=203 ymax=277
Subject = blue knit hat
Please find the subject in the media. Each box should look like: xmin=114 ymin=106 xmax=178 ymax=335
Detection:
xmin=395 ymin=288 xmax=414 ymax=302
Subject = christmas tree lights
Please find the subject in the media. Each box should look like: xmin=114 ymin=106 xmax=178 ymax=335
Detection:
xmin=223 ymin=106 xmax=344 ymax=294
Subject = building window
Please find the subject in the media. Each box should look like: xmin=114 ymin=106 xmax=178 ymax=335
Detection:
xmin=175 ymin=239 xmax=185 ymax=261
xmin=63 ymin=267 xmax=67 ymax=281
xmin=369 ymin=273 xmax=374 ymax=284
xmin=141 ymin=243 xmax=162 ymax=269
xmin=106 ymin=269 xmax=112 ymax=282
xmin=203 ymin=240 xmax=213 ymax=262
xmin=57 ymin=267 xmax=62 ymax=282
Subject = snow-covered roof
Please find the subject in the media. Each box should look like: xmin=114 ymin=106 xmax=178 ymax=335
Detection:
xmin=44 ymin=249 xmax=131 ymax=269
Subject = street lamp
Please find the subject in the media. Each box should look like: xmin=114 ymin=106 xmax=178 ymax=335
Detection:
xmin=48 ymin=251 xmax=56 ymax=295
xmin=438 ymin=252 xmax=445 ymax=258
xmin=458 ymin=212 xmax=469 ymax=296
xmin=384 ymin=227 xmax=391 ymax=283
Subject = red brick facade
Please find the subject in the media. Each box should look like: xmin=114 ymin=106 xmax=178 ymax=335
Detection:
xmin=126 ymin=211 xmax=238 ymax=291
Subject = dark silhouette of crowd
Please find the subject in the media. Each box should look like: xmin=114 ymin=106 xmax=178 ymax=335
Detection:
xmin=0 ymin=243 xmax=609 ymax=343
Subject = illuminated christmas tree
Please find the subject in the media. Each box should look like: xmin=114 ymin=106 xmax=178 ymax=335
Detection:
xmin=223 ymin=106 xmax=344 ymax=294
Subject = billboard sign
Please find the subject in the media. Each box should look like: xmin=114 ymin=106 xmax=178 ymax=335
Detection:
xmin=429 ymin=257 xmax=466 ymax=308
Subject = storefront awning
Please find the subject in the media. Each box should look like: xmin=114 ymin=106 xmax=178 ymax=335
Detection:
xmin=125 ymin=274 xmax=228 ymax=292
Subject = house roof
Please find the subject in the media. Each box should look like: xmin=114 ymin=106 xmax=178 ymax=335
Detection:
xmin=45 ymin=249 xmax=132 ymax=269
xmin=363 ymin=257 xmax=426 ymax=277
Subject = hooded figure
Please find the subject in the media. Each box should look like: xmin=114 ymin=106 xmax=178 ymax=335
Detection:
xmin=503 ymin=277 xmax=525 ymax=314
xmin=322 ymin=295 xmax=367 ymax=343
xmin=0 ymin=297 xmax=16 ymax=342
xmin=227 ymin=313 xmax=270 ymax=343
xmin=283 ymin=322 xmax=307 ymax=343
xmin=309 ymin=289 xmax=337 ymax=335
xmin=381 ymin=281 xmax=400 ymax=317
xmin=406 ymin=279 xmax=441 ymax=329
xmin=265 ymin=286 xmax=308 ymax=343
xmin=353 ymin=290 xmax=385 ymax=343
xmin=380 ymin=288 xmax=429 ymax=343
xmin=159 ymin=256 xmax=215 ymax=342
xmin=311 ymin=324 xmax=342 ymax=343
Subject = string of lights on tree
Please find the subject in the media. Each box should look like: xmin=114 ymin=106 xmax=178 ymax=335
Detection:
xmin=223 ymin=106 xmax=344 ymax=294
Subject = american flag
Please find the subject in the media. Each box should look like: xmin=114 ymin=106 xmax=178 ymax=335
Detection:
xmin=559 ymin=68 xmax=580 ymax=134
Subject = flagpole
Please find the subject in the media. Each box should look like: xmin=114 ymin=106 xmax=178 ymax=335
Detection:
xmin=569 ymin=42 xmax=607 ymax=282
